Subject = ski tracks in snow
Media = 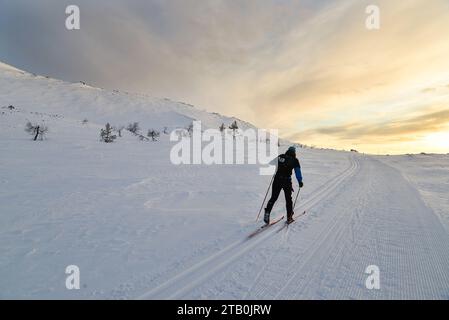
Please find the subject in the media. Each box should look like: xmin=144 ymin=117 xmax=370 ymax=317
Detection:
xmin=138 ymin=154 xmax=360 ymax=299
xmin=246 ymin=156 xmax=449 ymax=299
xmin=138 ymin=154 xmax=449 ymax=299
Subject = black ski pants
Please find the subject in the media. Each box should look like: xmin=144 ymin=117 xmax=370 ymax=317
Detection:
xmin=265 ymin=175 xmax=293 ymax=215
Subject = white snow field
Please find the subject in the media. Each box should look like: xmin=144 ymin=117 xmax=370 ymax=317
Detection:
xmin=1 ymin=62 xmax=449 ymax=299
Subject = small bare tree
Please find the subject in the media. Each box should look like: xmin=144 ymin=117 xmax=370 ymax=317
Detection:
xmin=147 ymin=129 xmax=160 ymax=141
xmin=219 ymin=123 xmax=225 ymax=132
xmin=25 ymin=122 xmax=48 ymax=141
xmin=127 ymin=122 xmax=140 ymax=134
xmin=100 ymin=123 xmax=117 ymax=143
xmin=186 ymin=123 xmax=194 ymax=137
xmin=229 ymin=121 xmax=239 ymax=139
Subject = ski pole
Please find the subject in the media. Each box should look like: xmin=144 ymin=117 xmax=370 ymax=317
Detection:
xmin=293 ymin=188 xmax=301 ymax=211
xmin=256 ymin=173 xmax=275 ymax=222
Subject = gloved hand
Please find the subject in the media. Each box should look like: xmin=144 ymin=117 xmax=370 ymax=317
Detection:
xmin=298 ymin=181 xmax=304 ymax=188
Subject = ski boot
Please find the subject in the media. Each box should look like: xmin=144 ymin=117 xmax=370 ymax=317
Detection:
xmin=263 ymin=209 xmax=271 ymax=224
xmin=287 ymin=213 xmax=295 ymax=224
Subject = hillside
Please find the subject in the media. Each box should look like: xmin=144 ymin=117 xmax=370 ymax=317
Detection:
xmin=0 ymin=61 xmax=256 ymax=133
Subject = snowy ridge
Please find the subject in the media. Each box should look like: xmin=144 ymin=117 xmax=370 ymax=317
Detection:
xmin=0 ymin=61 xmax=257 ymax=132
xmin=0 ymin=61 xmax=24 ymax=73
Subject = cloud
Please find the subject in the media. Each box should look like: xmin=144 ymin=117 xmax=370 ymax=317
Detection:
xmin=251 ymin=0 xmax=449 ymax=125
xmin=421 ymin=84 xmax=449 ymax=94
xmin=1 ymin=0 xmax=449 ymax=153
xmin=290 ymin=107 xmax=449 ymax=144
xmin=0 ymin=0 xmax=338 ymax=117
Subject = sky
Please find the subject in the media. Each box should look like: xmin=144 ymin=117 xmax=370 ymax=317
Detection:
xmin=1 ymin=0 xmax=449 ymax=154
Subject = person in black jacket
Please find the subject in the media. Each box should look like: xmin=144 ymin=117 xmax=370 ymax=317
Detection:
xmin=264 ymin=146 xmax=303 ymax=224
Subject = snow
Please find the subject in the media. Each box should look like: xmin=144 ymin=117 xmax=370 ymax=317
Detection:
xmin=0 ymin=61 xmax=254 ymax=132
xmin=378 ymin=154 xmax=449 ymax=233
xmin=1 ymin=61 xmax=449 ymax=299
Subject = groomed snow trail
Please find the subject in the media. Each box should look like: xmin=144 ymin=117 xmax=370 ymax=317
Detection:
xmin=139 ymin=155 xmax=359 ymax=299
xmin=140 ymin=155 xmax=449 ymax=300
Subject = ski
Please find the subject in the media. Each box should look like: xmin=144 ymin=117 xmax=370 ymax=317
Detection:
xmin=262 ymin=216 xmax=285 ymax=229
xmin=247 ymin=216 xmax=285 ymax=239
xmin=277 ymin=211 xmax=306 ymax=233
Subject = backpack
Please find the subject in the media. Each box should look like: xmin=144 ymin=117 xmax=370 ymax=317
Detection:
xmin=277 ymin=154 xmax=296 ymax=177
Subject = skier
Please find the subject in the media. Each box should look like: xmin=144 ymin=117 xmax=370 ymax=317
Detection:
xmin=264 ymin=146 xmax=303 ymax=225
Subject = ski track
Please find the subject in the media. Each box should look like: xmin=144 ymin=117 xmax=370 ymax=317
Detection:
xmin=138 ymin=154 xmax=360 ymax=299
xmin=248 ymin=156 xmax=361 ymax=300
xmin=218 ymin=156 xmax=449 ymax=300
xmin=140 ymin=154 xmax=449 ymax=300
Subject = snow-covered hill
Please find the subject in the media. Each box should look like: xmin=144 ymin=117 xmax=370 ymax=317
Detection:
xmin=1 ymin=61 xmax=449 ymax=299
xmin=0 ymin=61 xmax=256 ymax=133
